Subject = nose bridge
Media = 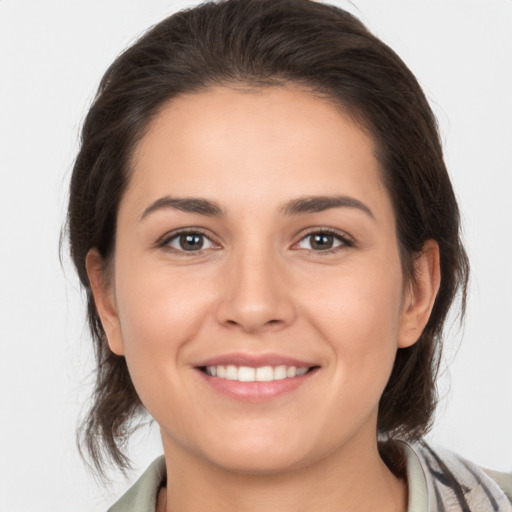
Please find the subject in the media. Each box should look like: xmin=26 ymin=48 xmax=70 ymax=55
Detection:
xmin=216 ymin=236 xmax=295 ymax=332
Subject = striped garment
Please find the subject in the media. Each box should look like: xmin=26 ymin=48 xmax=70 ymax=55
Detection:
xmin=107 ymin=441 xmax=512 ymax=511
xmin=401 ymin=440 xmax=512 ymax=511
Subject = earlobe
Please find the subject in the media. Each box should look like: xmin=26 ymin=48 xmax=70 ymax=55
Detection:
xmin=398 ymin=239 xmax=441 ymax=348
xmin=85 ymin=249 xmax=125 ymax=356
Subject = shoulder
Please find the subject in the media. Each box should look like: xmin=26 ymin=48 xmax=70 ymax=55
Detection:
xmin=483 ymin=468 xmax=512 ymax=504
xmin=402 ymin=440 xmax=512 ymax=511
xmin=107 ymin=456 xmax=166 ymax=512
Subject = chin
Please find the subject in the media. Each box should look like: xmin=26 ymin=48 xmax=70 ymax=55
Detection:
xmin=189 ymin=427 xmax=316 ymax=475
xmin=208 ymin=446 xmax=311 ymax=475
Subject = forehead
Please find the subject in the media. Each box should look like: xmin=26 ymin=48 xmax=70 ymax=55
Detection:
xmin=126 ymin=85 xmax=390 ymax=219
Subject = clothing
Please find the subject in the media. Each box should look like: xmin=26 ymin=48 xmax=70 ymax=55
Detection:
xmin=400 ymin=441 xmax=512 ymax=511
xmin=107 ymin=441 xmax=512 ymax=512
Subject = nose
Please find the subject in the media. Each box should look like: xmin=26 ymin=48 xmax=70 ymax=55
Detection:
xmin=215 ymin=245 xmax=296 ymax=334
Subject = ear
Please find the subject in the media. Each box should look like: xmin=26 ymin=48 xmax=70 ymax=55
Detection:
xmin=86 ymin=249 xmax=125 ymax=356
xmin=398 ymin=239 xmax=441 ymax=348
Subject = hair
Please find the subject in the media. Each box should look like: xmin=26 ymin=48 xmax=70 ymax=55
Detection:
xmin=67 ymin=0 xmax=469 ymax=475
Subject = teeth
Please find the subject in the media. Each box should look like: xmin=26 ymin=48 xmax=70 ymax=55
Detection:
xmin=274 ymin=365 xmax=288 ymax=380
xmin=204 ymin=364 xmax=311 ymax=382
xmin=225 ymin=365 xmax=238 ymax=380
xmin=238 ymin=366 xmax=255 ymax=382
xmin=255 ymin=366 xmax=273 ymax=382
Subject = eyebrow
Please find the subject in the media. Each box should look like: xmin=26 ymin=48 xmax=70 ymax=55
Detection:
xmin=140 ymin=194 xmax=374 ymax=221
xmin=282 ymin=195 xmax=375 ymax=219
xmin=140 ymin=196 xmax=224 ymax=220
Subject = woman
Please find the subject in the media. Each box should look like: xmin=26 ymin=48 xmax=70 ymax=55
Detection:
xmin=67 ymin=0 xmax=512 ymax=510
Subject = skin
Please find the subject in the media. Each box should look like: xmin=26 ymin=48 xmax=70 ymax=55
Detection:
xmin=87 ymin=85 xmax=440 ymax=512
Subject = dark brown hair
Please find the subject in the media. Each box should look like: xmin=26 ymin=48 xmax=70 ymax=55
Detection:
xmin=67 ymin=0 xmax=469 ymax=474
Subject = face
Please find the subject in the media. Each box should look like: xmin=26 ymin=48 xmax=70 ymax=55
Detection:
xmin=88 ymin=85 xmax=438 ymax=474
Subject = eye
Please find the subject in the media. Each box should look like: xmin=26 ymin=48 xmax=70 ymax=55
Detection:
xmin=297 ymin=230 xmax=352 ymax=251
xmin=163 ymin=231 xmax=216 ymax=252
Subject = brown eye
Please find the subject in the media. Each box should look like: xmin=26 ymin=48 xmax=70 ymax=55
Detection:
xmin=311 ymin=234 xmax=335 ymax=250
xmin=297 ymin=231 xmax=349 ymax=251
xmin=166 ymin=232 xmax=214 ymax=252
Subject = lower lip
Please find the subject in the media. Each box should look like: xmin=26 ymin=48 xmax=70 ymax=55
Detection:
xmin=196 ymin=369 xmax=316 ymax=402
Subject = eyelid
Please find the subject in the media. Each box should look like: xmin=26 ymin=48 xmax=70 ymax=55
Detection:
xmin=292 ymin=227 xmax=355 ymax=252
xmin=155 ymin=226 xmax=354 ymax=254
xmin=157 ymin=227 xmax=221 ymax=253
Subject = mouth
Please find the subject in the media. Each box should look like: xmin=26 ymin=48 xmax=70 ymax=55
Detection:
xmin=194 ymin=355 xmax=320 ymax=402
xmin=197 ymin=364 xmax=318 ymax=382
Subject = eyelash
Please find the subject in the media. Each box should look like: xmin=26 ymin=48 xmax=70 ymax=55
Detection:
xmin=158 ymin=228 xmax=354 ymax=255
xmin=158 ymin=228 xmax=217 ymax=254
xmin=295 ymin=228 xmax=354 ymax=254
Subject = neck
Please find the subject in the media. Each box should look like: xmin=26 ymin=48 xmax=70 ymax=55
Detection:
xmin=159 ymin=432 xmax=407 ymax=512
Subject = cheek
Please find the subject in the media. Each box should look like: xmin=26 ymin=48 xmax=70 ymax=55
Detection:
xmin=305 ymin=255 xmax=403 ymax=334
xmin=302 ymin=257 xmax=404 ymax=385
xmin=113 ymin=262 xmax=215 ymax=382
xmin=116 ymin=259 xmax=212 ymax=338
xmin=111 ymin=266 xmax=217 ymax=431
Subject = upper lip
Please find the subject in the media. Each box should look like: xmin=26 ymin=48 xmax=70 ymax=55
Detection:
xmin=194 ymin=353 xmax=318 ymax=369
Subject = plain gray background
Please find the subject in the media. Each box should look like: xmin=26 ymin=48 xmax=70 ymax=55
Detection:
xmin=1 ymin=1 xmax=511 ymax=511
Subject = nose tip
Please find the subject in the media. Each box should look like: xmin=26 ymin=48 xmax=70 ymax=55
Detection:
xmin=215 ymin=256 xmax=295 ymax=333
xmin=222 ymin=308 xmax=288 ymax=334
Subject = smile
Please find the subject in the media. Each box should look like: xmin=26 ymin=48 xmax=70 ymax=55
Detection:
xmin=195 ymin=355 xmax=320 ymax=402
xmin=203 ymin=365 xmax=310 ymax=381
